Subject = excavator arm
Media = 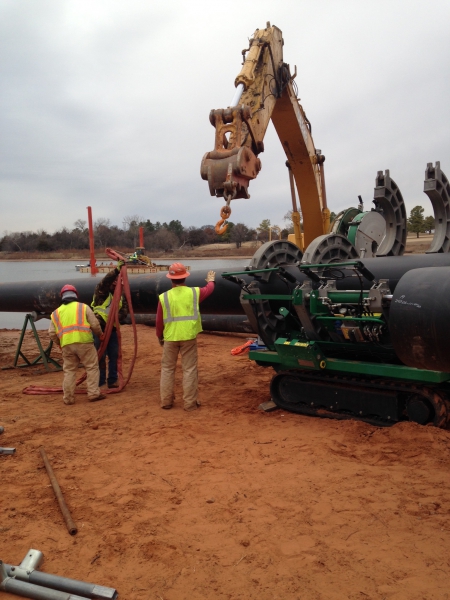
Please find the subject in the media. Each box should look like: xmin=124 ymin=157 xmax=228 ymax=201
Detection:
xmin=200 ymin=23 xmax=330 ymax=247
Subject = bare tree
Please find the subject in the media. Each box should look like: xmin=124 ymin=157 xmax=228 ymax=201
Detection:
xmin=123 ymin=215 xmax=144 ymax=247
xmin=74 ymin=219 xmax=87 ymax=232
xmin=152 ymin=228 xmax=178 ymax=251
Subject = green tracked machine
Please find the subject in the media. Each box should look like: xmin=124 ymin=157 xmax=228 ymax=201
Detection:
xmin=223 ymin=258 xmax=450 ymax=428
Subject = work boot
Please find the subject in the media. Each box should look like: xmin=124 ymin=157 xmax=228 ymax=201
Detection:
xmin=88 ymin=394 xmax=106 ymax=402
xmin=184 ymin=401 xmax=200 ymax=412
xmin=108 ymin=382 xmax=119 ymax=389
xmin=64 ymin=398 xmax=75 ymax=405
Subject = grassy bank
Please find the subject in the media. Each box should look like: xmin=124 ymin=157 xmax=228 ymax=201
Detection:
xmin=0 ymin=242 xmax=260 ymax=261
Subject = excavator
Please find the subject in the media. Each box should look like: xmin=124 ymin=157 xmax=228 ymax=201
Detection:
xmin=200 ymin=23 xmax=450 ymax=429
xmin=200 ymin=22 xmax=410 ymax=263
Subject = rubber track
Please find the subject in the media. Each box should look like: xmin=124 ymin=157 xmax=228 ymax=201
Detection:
xmin=271 ymin=370 xmax=450 ymax=429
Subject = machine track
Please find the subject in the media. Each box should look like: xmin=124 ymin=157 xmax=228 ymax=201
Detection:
xmin=270 ymin=370 xmax=450 ymax=428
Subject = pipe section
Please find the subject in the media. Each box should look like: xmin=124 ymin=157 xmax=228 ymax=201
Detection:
xmin=390 ymin=266 xmax=450 ymax=371
xmin=5 ymin=566 xmax=117 ymax=600
xmin=3 ymin=255 xmax=450 ymax=318
xmin=3 ymin=549 xmax=118 ymax=600
xmin=126 ymin=313 xmax=255 ymax=333
xmin=1 ymin=561 xmax=89 ymax=600
xmin=19 ymin=549 xmax=44 ymax=572
xmin=40 ymin=447 xmax=77 ymax=535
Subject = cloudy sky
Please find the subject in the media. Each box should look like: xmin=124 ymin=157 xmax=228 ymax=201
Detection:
xmin=1 ymin=0 xmax=449 ymax=235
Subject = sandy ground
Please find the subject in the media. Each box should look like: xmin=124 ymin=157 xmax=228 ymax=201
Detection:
xmin=1 ymin=326 xmax=450 ymax=600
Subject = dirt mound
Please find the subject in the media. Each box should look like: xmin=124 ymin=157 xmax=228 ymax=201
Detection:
xmin=1 ymin=326 xmax=450 ymax=599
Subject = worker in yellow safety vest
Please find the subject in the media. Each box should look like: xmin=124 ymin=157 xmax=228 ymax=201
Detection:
xmin=156 ymin=263 xmax=215 ymax=411
xmin=48 ymin=284 xmax=106 ymax=405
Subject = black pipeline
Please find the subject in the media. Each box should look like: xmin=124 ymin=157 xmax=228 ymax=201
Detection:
xmin=3 ymin=254 xmax=450 ymax=317
xmin=0 ymin=269 xmax=266 ymax=316
xmin=126 ymin=313 xmax=254 ymax=333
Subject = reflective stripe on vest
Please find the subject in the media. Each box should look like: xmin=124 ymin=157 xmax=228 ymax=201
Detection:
xmin=159 ymin=286 xmax=202 ymax=341
xmin=51 ymin=302 xmax=93 ymax=347
xmin=91 ymin=293 xmax=122 ymax=324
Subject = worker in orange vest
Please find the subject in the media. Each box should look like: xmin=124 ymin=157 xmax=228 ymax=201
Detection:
xmin=48 ymin=284 xmax=106 ymax=405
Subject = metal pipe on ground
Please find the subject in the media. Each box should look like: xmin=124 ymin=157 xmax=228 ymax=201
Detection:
xmin=4 ymin=565 xmax=117 ymax=600
xmin=39 ymin=447 xmax=77 ymax=536
xmin=3 ymin=549 xmax=118 ymax=600
xmin=0 ymin=561 xmax=90 ymax=600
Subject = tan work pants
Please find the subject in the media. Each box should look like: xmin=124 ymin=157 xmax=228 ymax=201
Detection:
xmin=62 ymin=343 xmax=101 ymax=404
xmin=160 ymin=338 xmax=199 ymax=410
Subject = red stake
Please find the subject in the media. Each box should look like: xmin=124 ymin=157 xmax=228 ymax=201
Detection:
xmin=87 ymin=206 xmax=98 ymax=275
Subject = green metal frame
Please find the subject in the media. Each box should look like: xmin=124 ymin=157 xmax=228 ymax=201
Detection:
xmin=249 ymin=340 xmax=450 ymax=383
xmin=9 ymin=314 xmax=62 ymax=371
xmin=227 ymin=261 xmax=450 ymax=385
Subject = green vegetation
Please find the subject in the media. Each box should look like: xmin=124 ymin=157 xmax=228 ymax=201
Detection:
xmin=407 ymin=205 xmax=435 ymax=238
xmin=0 ymin=215 xmax=259 ymax=254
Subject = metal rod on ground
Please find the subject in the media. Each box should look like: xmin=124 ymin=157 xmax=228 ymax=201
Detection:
xmin=39 ymin=447 xmax=77 ymax=536
xmin=0 ymin=448 xmax=15 ymax=455
xmin=0 ymin=561 xmax=90 ymax=600
xmin=4 ymin=565 xmax=118 ymax=600
xmin=3 ymin=549 xmax=118 ymax=600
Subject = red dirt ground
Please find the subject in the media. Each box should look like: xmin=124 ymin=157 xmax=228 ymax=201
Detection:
xmin=1 ymin=326 xmax=450 ymax=600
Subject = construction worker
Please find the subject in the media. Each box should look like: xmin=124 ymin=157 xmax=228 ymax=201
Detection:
xmin=91 ymin=261 xmax=129 ymax=389
xmin=48 ymin=284 xmax=106 ymax=405
xmin=156 ymin=263 xmax=215 ymax=411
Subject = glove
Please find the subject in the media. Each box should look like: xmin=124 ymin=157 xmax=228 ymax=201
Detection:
xmin=206 ymin=270 xmax=216 ymax=283
xmin=158 ymin=337 xmax=164 ymax=347
xmin=117 ymin=260 xmax=125 ymax=270
xmin=99 ymin=333 xmax=105 ymax=342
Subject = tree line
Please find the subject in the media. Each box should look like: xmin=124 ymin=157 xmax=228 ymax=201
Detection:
xmin=0 ymin=206 xmax=435 ymax=254
xmin=0 ymin=215 xmax=292 ymax=254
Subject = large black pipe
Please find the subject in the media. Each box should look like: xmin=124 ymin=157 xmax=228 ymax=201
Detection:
xmin=390 ymin=266 xmax=450 ymax=372
xmin=2 ymin=255 xmax=450 ymax=315
xmin=0 ymin=270 xmax=254 ymax=315
xmin=127 ymin=314 xmax=255 ymax=333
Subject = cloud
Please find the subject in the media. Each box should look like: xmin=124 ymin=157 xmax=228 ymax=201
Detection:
xmin=1 ymin=0 xmax=450 ymax=234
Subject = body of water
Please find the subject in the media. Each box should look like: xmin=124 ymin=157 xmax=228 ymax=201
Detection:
xmin=0 ymin=258 xmax=251 ymax=329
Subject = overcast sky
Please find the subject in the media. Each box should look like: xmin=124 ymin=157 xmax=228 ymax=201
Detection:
xmin=1 ymin=0 xmax=450 ymax=235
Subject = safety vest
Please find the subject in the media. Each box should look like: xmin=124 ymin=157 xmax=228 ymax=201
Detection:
xmin=51 ymin=302 xmax=93 ymax=347
xmin=91 ymin=293 xmax=122 ymax=325
xmin=159 ymin=286 xmax=202 ymax=341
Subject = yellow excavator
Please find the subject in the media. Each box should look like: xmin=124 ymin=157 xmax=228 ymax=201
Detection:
xmin=200 ymin=22 xmax=330 ymax=251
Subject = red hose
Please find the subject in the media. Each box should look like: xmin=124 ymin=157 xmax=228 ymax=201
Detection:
xmin=23 ymin=250 xmax=138 ymax=396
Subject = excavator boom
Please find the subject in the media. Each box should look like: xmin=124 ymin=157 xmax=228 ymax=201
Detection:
xmin=200 ymin=23 xmax=329 ymax=246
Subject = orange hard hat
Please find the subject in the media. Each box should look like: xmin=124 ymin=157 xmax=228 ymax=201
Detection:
xmin=167 ymin=262 xmax=190 ymax=279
